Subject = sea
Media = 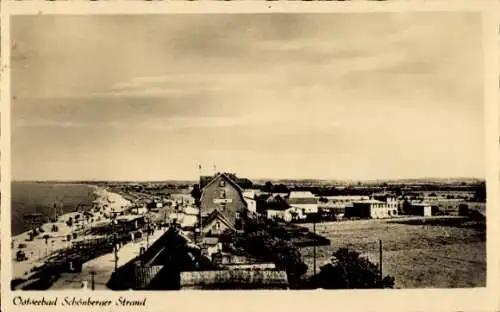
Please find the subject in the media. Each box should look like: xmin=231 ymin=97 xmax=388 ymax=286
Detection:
xmin=11 ymin=182 xmax=97 ymax=236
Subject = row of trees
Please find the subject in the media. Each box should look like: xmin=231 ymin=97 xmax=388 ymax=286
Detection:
xmin=258 ymin=181 xmax=486 ymax=198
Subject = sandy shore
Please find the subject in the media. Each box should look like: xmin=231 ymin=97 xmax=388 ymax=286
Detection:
xmin=12 ymin=186 xmax=132 ymax=281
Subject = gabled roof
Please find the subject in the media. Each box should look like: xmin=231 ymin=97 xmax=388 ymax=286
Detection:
xmin=200 ymin=173 xmax=248 ymax=209
xmin=201 ymin=173 xmax=244 ymax=193
xmin=202 ymin=209 xmax=236 ymax=231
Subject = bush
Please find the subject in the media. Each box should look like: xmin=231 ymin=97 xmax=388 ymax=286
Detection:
xmin=227 ymin=216 xmax=308 ymax=288
xmin=311 ymin=247 xmax=395 ymax=289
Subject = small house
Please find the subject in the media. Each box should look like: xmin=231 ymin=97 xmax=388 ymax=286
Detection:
xmin=287 ymin=191 xmax=318 ymax=215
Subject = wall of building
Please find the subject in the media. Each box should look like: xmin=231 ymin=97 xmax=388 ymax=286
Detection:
xmin=346 ymin=203 xmax=371 ymax=218
xmin=134 ymin=264 xmax=164 ymax=290
xmin=267 ymin=209 xmax=292 ymax=222
xmin=200 ymin=175 xmax=247 ymax=225
xmin=181 ymin=214 xmax=198 ymax=228
xmin=347 ymin=202 xmax=397 ymax=219
xmin=245 ymin=198 xmax=257 ymax=213
xmin=290 ymin=203 xmax=318 ymax=214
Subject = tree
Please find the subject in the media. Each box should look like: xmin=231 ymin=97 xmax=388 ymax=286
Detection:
xmin=190 ymin=184 xmax=201 ymax=204
xmin=223 ymin=216 xmax=308 ymax=288
xmin=311 ymin=247 xmax=395 ymax=289
xmin=263 ymin=181 xmax=273 ymax=193
xmin=472 ymin=184 xmax=486 ymax=202
xmin=319 ymin=197 xmax=328 ymax=204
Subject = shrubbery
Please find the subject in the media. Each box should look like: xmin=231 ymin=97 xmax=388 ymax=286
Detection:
xmin=221 ymin=214 xmax=395 ymax=289
xmin=220 ymin=215 xmax=308 ymax=288
xmin=310 ymin=247 xmax=395 ymax=289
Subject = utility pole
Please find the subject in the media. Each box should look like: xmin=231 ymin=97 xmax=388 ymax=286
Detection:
xmin=379 ymin=239 xmax=383 ymax=279
xmin=146 ymin=216 xmax=150 ymax=249
xmin=91 ymin=271 xmax=95 ymax=290
xmin=313 ymin=215 xmax=317 ymax=277
xmin=112 ymin=217 xmax=118 ymax=273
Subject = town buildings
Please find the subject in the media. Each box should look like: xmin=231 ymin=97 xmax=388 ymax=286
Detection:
xmin=264 ymin=194 xmax=296 ymax=222
xmin=287 ymin=191 xmax=319 ymax=215
xmin=406 ymin=203 xmax=433 ymax=217
xmin=345 ymin=196 xmax=399 ymax=219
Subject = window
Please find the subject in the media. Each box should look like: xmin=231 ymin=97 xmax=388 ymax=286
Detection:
xmin=215 ymin=221 xmax=221 ymax=230
xmin=219 ymin=180 xmax=225 ymax=187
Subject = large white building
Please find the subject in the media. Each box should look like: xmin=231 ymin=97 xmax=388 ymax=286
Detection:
xmin=345 ymin=197 xmax=399 ymax=219
xmin=287 ymin=191 xmax=318 ymax=214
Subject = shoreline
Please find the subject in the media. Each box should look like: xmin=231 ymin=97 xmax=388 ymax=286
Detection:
xmin=12 ymin=186 xmax=132 ymax=282
xmin=11 ymin=182 xmax=99 ymax=236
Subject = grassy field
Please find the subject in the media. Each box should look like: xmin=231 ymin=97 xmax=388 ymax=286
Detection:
xmin=298 ymin=217 xmax=485 ymax=288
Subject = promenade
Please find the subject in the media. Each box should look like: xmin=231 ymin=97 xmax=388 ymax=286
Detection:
xmin=50 ymin=227 xmax=167 ymax=290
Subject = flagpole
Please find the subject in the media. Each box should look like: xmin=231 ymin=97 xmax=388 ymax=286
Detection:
xmin=198 ymin=164 xmax=202 ymax=244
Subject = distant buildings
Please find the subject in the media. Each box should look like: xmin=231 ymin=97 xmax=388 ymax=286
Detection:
xmin=345 ymin=195 xmax=399 ymax=219
xmin=406 ymin=203 xmax=434 ymax=217
xmin=287 ymin=191 xmax=319 ymax=215
xmin=264 ymin=194 xmax=296 ymax=222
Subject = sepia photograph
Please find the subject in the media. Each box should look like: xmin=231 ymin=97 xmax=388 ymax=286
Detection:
xmin=9 ymin=12 xmax=488 ymax=292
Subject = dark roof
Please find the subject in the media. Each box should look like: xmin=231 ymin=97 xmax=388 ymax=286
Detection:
xmin=201 ymin=173 xmax=244 ymax=193
xmin=180 ymin=270 xmax=288 ymax=289
xmin=202 ymin=209 xmax=236 ymax=231
xmin=200 ymin=173 xmax=252 ymax=190
xmin=264 ymin=195 xmax=291 ymax=211
xmin=287 ymin=198 xmax=318 ymax=205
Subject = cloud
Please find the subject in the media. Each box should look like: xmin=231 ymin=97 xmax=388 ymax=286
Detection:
xmin=13 ymin=118 xmax=89 ymax=129
xmin=108 ymin=73 xmax=271 ymax=97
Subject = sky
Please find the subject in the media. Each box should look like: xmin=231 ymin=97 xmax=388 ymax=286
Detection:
xmin=11 ymin=13 xmax=484 ymax=181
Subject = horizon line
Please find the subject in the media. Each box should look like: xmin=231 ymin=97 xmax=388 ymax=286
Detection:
xmin=12 ymin=176 xmax=485 ymax=184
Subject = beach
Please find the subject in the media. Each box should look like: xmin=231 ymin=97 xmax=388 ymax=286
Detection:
xmin=12 ymin=185 xmax=132 ymax=282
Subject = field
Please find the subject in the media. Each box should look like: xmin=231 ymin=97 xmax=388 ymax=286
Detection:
xmin=298 ymin=217 xmax=485 ymax=288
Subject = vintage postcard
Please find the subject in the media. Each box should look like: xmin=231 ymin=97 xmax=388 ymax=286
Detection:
xmin=0 ymin=2 xmax=499 ymax=312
